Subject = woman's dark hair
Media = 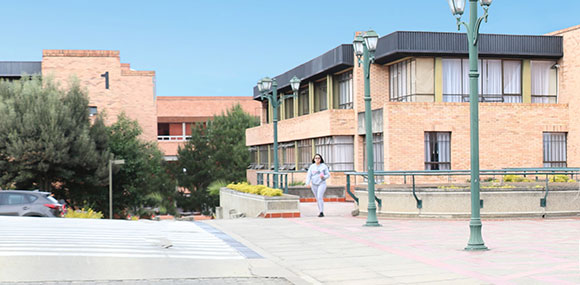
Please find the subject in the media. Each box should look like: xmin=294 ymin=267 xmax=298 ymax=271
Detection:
xmin=312 ymin=154 xmax=324 ymax=163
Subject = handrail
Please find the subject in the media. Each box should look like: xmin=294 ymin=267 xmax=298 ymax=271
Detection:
xmin=344 ymin=168 xmax=580 ymax=208
xmin=256 ymin=171 xmax=289 ymax=193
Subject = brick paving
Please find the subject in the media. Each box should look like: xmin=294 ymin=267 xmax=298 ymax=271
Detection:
xmin=206 ymin=202 xmax=580 ymax=284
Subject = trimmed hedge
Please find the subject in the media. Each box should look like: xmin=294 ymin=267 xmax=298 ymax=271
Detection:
xmin=227 ymin=182 xmax=283 ymax=197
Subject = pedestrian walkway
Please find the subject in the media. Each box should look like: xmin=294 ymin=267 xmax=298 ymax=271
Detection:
xmin=0 ymin=216 xmax=251 ymax=259
xmin=207 ymin=202 xmax=580 ymax=284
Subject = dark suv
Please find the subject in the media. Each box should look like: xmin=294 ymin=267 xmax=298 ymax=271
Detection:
xmin=0 ymin=190 xmax=64 ymax=217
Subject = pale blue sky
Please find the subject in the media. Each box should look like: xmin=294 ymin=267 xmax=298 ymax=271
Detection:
xmin=1 ymin=1 xmax=578 ymax=97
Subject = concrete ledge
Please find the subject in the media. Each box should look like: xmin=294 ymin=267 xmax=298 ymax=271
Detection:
xmin=287 ymin=186 xmax=345 ymax=201
xmin=355 ymin=183 xmax=580 ymax=218
xmin=219 ymin=187 xmax=300 ymax=219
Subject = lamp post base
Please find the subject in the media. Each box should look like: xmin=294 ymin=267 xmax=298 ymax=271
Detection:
xmin=465 ymin=221 xmax=488 ymax=251
xmin=364 ymin=221 xmax=382 ymax=227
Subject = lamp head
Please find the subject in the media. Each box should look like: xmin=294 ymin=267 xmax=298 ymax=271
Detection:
xmin=479 ymin=0 xmax=492 ymax=7
xmin=289 ymin=76 xmax=301 ymax=92
xmin=353 ymin=34 xmax=364 ymax=57
xmin=363 ymin=30 xmax=379 ymax=53
xmin=257 ymin=79 xmax=264 ymax=92
xmin=261 ymin=77 xmax=273 ymax=92
xmin=447 ymin=0 xmax=465 ymax=16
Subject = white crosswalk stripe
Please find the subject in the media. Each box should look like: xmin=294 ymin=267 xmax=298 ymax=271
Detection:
xmin=0 ymin=216 xmax=246 ymax=259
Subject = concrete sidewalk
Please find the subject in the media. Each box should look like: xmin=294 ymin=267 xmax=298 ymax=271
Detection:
xmin=206 ymin=202 xmax=580 ymax=284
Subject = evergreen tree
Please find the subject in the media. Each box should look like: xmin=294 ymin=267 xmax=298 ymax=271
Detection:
xmin=107 ymin=114 xmax=176 ymax=218
xmin=176 ymin=104 xmax=259 ymax=214
xmin=0 ymin=77 xmax=109 ymax=192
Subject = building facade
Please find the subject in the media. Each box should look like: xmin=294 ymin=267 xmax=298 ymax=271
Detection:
xmin=246 ymin=25 xmax=580 ymax=185
xmin=1 ymin=50 xmax=261 ymax=160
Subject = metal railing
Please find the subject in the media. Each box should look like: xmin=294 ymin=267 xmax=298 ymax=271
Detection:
xmin=256 ymin=171 xmax=290 ymax=194
xmin=157 ymin=135 xmax=191 ymax=141
xmin=345 ymin=168 xmax=580 ymax=209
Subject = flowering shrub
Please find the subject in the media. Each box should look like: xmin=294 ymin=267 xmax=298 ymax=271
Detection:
xmin=64 ymin=207 xmax=104 ymax=219
xmin=226 ymin=182 xmax=283 ymax=197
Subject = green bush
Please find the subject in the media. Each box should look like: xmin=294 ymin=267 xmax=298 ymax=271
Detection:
xmin=65 ymin=208 xmax=104 ymax=219
xmin=549 ymin=175 xmax=574 ymax=182
xmin=227 ymin=182 xmax=283 ymax=196
xmin=503 ymin=175 xmax=531 ymax=182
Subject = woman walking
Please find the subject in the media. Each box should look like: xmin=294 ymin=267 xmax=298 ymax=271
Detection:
xmin=305 ymin=154 xmax=330 ymax=217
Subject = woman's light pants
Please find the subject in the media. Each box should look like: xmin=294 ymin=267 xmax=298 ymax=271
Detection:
xmin=311 ymin=183 xmax=327 ymax=213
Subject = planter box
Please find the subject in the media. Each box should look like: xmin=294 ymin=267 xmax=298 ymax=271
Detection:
xmin=287 ymin=186 xmax=346 ymax=202
xmin=355 ymin=183 xmax=580 ymax=218
xmin=219 ymin=187 xmax=300 ymax=219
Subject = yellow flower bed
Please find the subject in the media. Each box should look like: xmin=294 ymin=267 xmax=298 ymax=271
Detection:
xmin=64 ymin=207 xmax=104 ymax=219
xmin=227 ymin=182 xmax=283 ymax=197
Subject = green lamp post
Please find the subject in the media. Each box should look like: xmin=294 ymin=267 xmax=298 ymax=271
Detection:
xmin=448 ymin=0 xmax=492 ymax=250
xmin=353 ymin=30 xmax=380 ymax=227
xmin=258 ymin=76 xmax=301 ymax=189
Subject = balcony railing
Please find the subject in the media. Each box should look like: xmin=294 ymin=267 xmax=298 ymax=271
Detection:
xmin=157 ymin=135 xmax=191 ymax=141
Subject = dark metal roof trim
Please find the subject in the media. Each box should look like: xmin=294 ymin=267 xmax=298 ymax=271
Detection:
xmin=374 ymin=31 xmax=563 ymax=64
xmin=0 ymin=61 xmax=42 ymax=77
xmin=253 ymin=44 xmax=353 ymax=99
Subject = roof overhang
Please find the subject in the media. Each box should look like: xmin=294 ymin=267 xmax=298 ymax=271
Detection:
xmin=253 ymin=44 xmax=354 ymax=100
xmin=0 ymin=61 xmax=42 ymax=77
xmin=374 ymin=31 xmax=563 ymax=65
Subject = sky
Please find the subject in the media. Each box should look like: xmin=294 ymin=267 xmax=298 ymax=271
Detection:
xmin=1 ymin=1 xmax=578 ymax=98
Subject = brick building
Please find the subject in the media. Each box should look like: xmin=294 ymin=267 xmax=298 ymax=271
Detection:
xmin=0 ymin=50 xmax=261 ymax=161
xmin=246 ymin=25 xmax=580 ymax=185
xmin=157 ymin=96 xmax=261 ymax=160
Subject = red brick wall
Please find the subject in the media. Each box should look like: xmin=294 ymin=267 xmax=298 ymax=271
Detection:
xmin=42 ymin=50 xmax=157 ymax=141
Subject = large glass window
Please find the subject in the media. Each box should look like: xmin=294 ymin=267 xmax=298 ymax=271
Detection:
xmin=442 ymin=59 xmax=522 ymax=103
xmin=531 ymin=60 xmax=558 ymax=103
xmin=315 ymin=136 xmax=354 ymax=171
xmin=297 ymin=139 xmax=312 ymax=170
xmin=362 ymin=133 xmax=384 ymax=172
xmin=390 ymin=59 xmax=415 ymax=102
xmin=248 ymin=146 xmax=258 ymax=169
xmin=284 ymin=96 xmax=294 ymax=119
xmin=298 ymin=88 xmax=309 ymax=116
xmin=543 ymin=132 xmax=566 ymax=167
xmin=277 ymin=142 xmax=296 ymax=170
xmin=425 ymin=132 xmax=451 ymax=170
xmin=314 ymin=80 xmax=327 ymax=112
xmin=334 ymin=71 xmax=353 ymax=109
xmin=258 ymin=145 xmax=268 ymax=169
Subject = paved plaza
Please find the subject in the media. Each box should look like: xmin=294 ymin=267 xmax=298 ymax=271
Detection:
xmin=0 ymin=202 xmax=578 ymax=284
xmin=206 ymin=202 xmax=580 ymax=284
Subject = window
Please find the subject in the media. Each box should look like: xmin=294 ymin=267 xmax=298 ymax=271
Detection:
xmin=297 ymin=139 xmax=312 ymax=170
xmin=334 ymin=71 xmax=353 ymax=109
xmin=314 ymin=80 xmax=327 ymax=112
xmin=298 ymin=88 xmax=309 ymax=116
xmin=263 ymin=101 xmax=270 ymax=124
xmin=315 ymin=136 xmax=354 ymax=171
xmin=362 ymin=133 xmax=384 ymax=182
xmin=543 ymin=132 xmax=566 ymax=167
xmin=248 ymin=146 xmax=258 ymax=169
xmin=285 ymin=96 xmax=294 ymax=119
xmin=390 ymin=59 xmax=415 ymax=102
xmin=88 ymin=106 xmax=98 ymax=117
xmin=503 ymin=61 xmax=522 ymax=103
xmin=425 ymin=132 xmax=451 ymax=170
xmin=281 ymin=143 xmax=296 ymax=170
xmin=531 ymin=60 xmax=558 ymax=103
xmin=442 ymin=59 xmax=522 ymax=103
xmin=258 ymin=145 xmax=268 ymax=169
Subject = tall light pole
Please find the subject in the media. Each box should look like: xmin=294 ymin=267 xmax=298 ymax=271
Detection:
xmin=258 ymin=76 xmax=301 ymax=189
xmin=109 ymin=159 xmax=125 ymax=220
xmin=353 ymin=30 xmax=380 ymax=227
xmin=448 ymin=0 xmax=492 ymax=250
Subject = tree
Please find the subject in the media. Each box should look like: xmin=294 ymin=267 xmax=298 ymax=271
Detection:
xmin=107 ymin=114 xmax=177 ymax=218
xmin=0 ymin=77 xmax=110 ymax=193
xmin=176 ymin=104 xmax=259 ymax=214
